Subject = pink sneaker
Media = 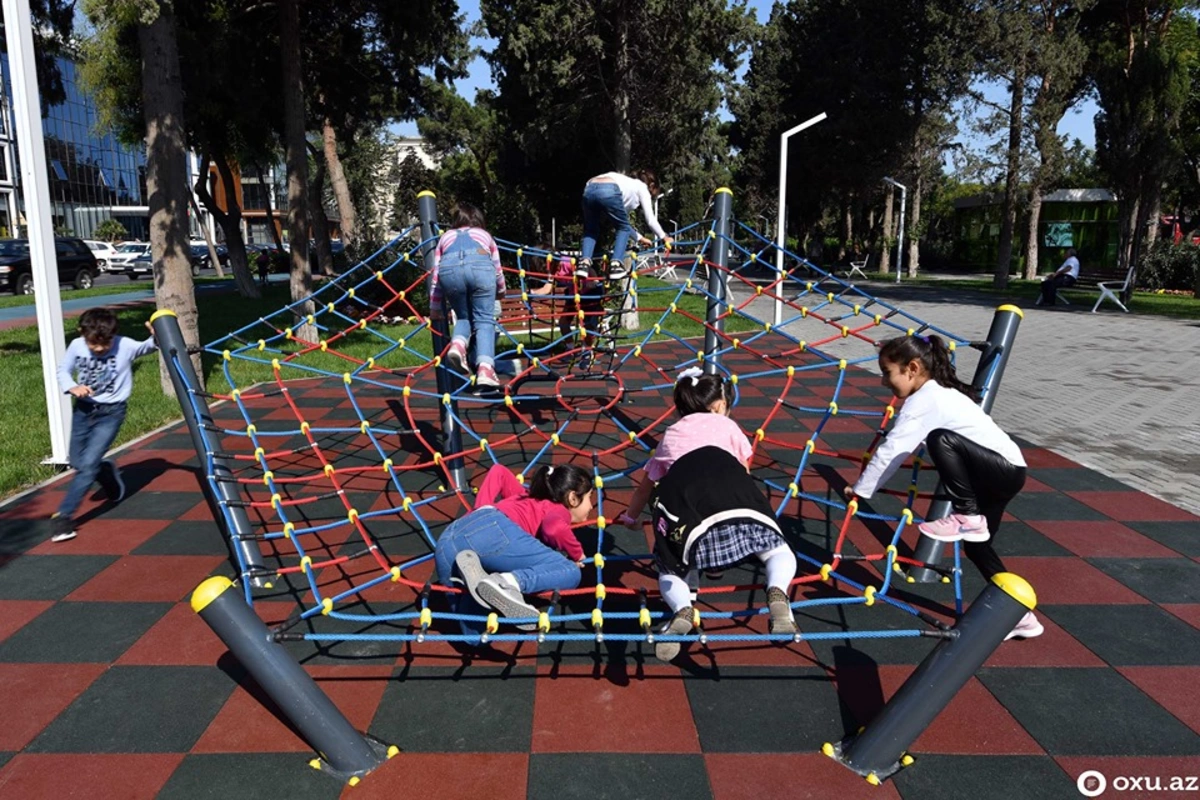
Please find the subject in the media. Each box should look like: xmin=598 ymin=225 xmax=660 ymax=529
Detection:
xmin=1005 ymin=611 xmax=1044 ymax=641
xmin=476 ymin=363 xmax=500 ymax=388
xmin=918 ymin=513 xmax=990 ymax=542
xmin=445 ymin=340 xmax=467 ymax=372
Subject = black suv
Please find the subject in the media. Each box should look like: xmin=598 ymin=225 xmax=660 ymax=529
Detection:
xmin=0 ymin=237 xmax=100 ymax=295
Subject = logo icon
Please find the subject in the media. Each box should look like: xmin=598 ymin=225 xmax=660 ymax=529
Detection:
xmin=1077 ymin=770 xmax=1106 ymax=797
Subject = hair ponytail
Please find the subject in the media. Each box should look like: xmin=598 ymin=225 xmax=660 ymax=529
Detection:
xmin=527 ymin=463 xmax=593 ymax=507
xmin=673 ymin=367 xmax=732 ymax=415
xmin=877 ymin=334 xmax=978 ymax=401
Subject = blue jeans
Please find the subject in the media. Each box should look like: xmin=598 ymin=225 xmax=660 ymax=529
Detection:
xmin=438 ymin=251 xmax=497 ymax=367
xmin=58 ymin=400 xmax=127 ymax=519
xmin=435 ymin=507 xmax=581 ymax=635
xmin=581 ymin=182 xmax=634 ymax=265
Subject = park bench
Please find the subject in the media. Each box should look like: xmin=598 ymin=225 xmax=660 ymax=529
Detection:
xmin=1035 ymin=264 xmax=1134 ymax=313
xmin=846 ymin=252 xmax=872 ymax=280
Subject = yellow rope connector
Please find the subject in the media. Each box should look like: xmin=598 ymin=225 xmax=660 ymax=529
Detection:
xmin=639 ymin=608 xmax=652 ymax=630
xmin=596 ymin=515 xmax=607 ymax=530
xmin=755 ymin=428 xmax=765 ymax=441
xmin=629 ymin=431 xmax=638 ymax=442
xmin=866 ymin=773 xmax=881 ymax=786
xmin=864 ymin=586 xmax=877 ymax=606
xmin=324 ymin=464 xmax=335 ymax=477
xmin=348 ymin=509 xmax=359 ymax=524
xmin=479 ymin=438 xmax=488 ymax=452
xmin=595 ymin=584 xmax=607 ymax=600
xmin=839 ymin=359 xmax=847 ymax=371
xmin=764 ymin=322 xmax=772 ymax=332
xmin=358 ymin=319 xmax=367 ymax=330
xmin=847 ymin=498 xmax=858 ymax=516
xmin=901 ymin=754 xmax=915 ymax=767
xmin=486 ymin=613 xmax=499 ymax=634
xmin=829 ymin=401 xmax=839 ymax=415
xmin=633 ymin=345 xmax=642 ymax=357
xmin=789 ymin=482 xmax=799 ymax=498
xmin=322 ymin=597 xmax=334 ymax=615
xmin=402 ymin=496 xmax=413 ymax=511
xmin=901 ymin=508 xmax=914 ymax=524
xmin=885 ymin=404 xmax=896 ymax=421
xmin=246 ymin=423 xmax=258 ymax=436
xmin=382 ymin=458 xmax=393 ymax=472
xmin=822 ymin=742 xmax=835 ymax=757
xmin=593 ymin=553 xmax=605 ymax=569
xmin=300 ymin=421 xmax=310 ymax=435
xmin=504 ymin=395 xmax=514 ymax=408
xmin=593 ymin=474 xmax=604 ymax=489
xmin=907 ymin=327 xmax=915 ymax=336
xmin=801 ymin=306 xmax=809 ymax=318
xmin=390 ymin=566 xmax=401 ymax=582
xmin=283 ymin=522 xmax=294 ymax=539
xmin=805 ymin=440 xmax=815 ymax=454
xmin=271 ymin=492 xmax=282 ymax=508
xmin=853 ymin=304 xmax=861 ymax=315
xmin=756 ymin=285 xmax=763 ymax=295
xmin=787 ymin=365 xmax=795 ymax=377
xmin=256 ymin=339 xmax=266 ymax=351
xmin=799 ymin=341 xmax=807 ymax=351
xmin=222 ymin=349 xmax=231 ymax=361
xmin=515 ymin=472 xmax=524 ymax=484
xmin=516 ymin=343 xmax=524 ymax=354
xmin=692 ymin=608 xmax=701 ymax=628
xmin=300 ymin=555 xmax=313 ymax=571
xmin=442 ymin=393 xmax=451 ymax=405
xmin=874 ymin=314 xmax=882 ymax=325
xmin=433 ymin=452 xmax=443 ymax=464
xmin=403 ymin=386 xmax=411 ymax=397
xmin=254 ymin=446 xmax=266 ymax=459
xmin=730 ymin=374 xmax=739 ymax=385
xmin=732 ymin=338 xmax=740 ymax=349
xmin=949 ymin=341 xmax=957 ymax=352
xmin=343 ymin=372 xmax=352 ymax=385
xmin=886 ymin=544 xmax=898 ymax=560
xmin=820 ymin=564 xmax=833 ymax=581
xmin=538 ymin=612 xmax=551 ymax=633
xmin=841 ymin=325 xmax=850 ymax=338
xmin=284 ymin=329 xmax=293 ymax=340
xmin=685 ymin=278 xmax=693 ymax=288
xmin=320 ymin=340 xmax=329 ymax=352
xmin=419 ymin=608 xmax=432 ymax=628
xmin=591 ymin=608 xmax=603 ymax=629
xmin=669 ymin=302 xmax=677 ymax=313
xmin=231 ymin=388 xmax=242 ymax=400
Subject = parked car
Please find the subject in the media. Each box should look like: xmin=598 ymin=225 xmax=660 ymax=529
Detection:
xmin=109 ymin=242 xmax=151 ymax=274
xmin=124 ymin=253 xmax=154 ymax=280
xmin=187 ymin=240 xmax=229 ymax=271
xmin=84 ymin=240 xmax=120 ymax=271
xmin=0 ymin=237 xmax=99 ymax=295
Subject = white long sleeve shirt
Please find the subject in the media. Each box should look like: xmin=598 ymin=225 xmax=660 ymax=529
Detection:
xmin=852 ymin=380 xmax=1025 ymax=499
xmin=596 ymin=172 xmax=669 ymax=240
xmin=57 ymin=335 xmax=158 ymax=404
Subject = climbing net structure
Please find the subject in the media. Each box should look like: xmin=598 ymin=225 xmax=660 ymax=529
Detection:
xmin=169 ymin=195 xmax=993 ymax=655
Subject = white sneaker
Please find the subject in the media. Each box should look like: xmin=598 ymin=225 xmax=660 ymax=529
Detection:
xmin=1005 ymin=611 xmax=1044 ymax=641
xmin=476 ymin=573 xmax=539 ymax=630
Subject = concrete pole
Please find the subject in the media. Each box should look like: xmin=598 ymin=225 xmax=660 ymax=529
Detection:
xmin=773 ymin=113 xmax=827 ymax=325
xmin=703 ymin=188 xmax=733 ymax=376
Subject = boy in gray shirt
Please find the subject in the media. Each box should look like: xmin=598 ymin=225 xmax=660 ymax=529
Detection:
xmin=52 ymin=308 xmax=158 ymax=542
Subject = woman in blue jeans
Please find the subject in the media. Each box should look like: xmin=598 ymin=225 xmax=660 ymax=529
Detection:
xmin=435 ymin=463 xmax=593 ymax=635
xmin=576 ymin=170 xmax=673 ymax=281
xmin=428 ymin=203 xmax=506 ymax=387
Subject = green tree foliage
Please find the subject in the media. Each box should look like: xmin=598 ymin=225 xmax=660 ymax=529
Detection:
xmin=0 ymin=0 xmax=75 ymax=108
xmin=92 ymin=218 xmax=127 ymax=242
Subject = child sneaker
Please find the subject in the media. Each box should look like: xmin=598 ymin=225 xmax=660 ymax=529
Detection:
xmin=50 ymin=517 xmax=77 ymax=543
xmin=607 ymin=260 xmax=630 ymax=281
xmin=476 ymin=363 xmax=500 ymax=389
xmin=445 ymin=340 xmax=468 ymax=372
xmin=654 ymin=606 xmax=695 ymax=663
xmin=918 ymin=513 xmax=990 ymax=543
xmin=454 ymin=550 xmax=489 ymax=607
xmin=766 ymin=586 xmax=798 ymax=636
xmin=1005 ymin=611 xmax=1044 ymax=641
xmin=476 ymin=573 xmax=539 ymax=630
xmin=574 ymin=258 xmax=594 ymax=280
xmin=98 ymin=459 xmax=126 ymax=503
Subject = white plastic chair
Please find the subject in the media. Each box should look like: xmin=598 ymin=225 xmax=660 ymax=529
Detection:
xmin=1092 ymin=266 xmax=1134 ymax=313
xmin=847 ymin=253 xmax=871 ymax=280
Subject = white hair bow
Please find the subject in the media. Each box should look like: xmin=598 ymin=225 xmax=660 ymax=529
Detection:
xmin=677 ymin=366 xmax=703 ymax=386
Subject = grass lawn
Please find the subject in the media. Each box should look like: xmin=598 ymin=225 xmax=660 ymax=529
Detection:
xmin=0 ymin=275 xmax=231 ymax=310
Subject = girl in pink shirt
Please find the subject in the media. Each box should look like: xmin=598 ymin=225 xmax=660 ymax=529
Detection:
xmin=435 ymin=463 xmax=593 ymax=635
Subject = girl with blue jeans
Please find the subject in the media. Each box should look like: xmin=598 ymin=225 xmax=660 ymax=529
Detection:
xmin=435 ymin=464 xmax=593 ymax=635
xmin=428 ymin=203 xmax=506 ymax=388
xmin=577 ymin=170 xmax=673 ymax=280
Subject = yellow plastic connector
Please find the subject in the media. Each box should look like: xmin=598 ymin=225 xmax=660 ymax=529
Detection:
xmin=692 ymin=608 xmax=701 ymax=628
xmin=300 ymin=556 xmax=313 ymax=571
xmin=847 ymin=498 xmax=859 ymax=516
xmin=788 ymin=482 xmax=799 ymax=498
xmin=442 ymin=393 xmax=451 ymax=405
xmin=419 ymin=608 xmax=432 ymax=629
xmin=403 ymin=386 xmax=411 ymax=397
xmin=841 ymin=325 xmax=850 ymax=338
xmin=591 ymin=608 xmax=604 ymax=629
xmin=387 ymin=745 xmax=401 ymax=759
xmin=595 ymin=584 xmax=607 ymax=600
xmin=223 ymin=349 xmax=231 ymax=361
xmin=730 ymin=374 xmax=739 ymax=385
xmin=321 ymin=597 xmax=334 ymax=615
xmin=360 ymin=420 xmax=370 ymax=434
xmin=479 ymin=438 xmax=489 ymax=452
xmin=283 ymin=522 xmax=295 ymax=539
xmin=864 ymin=586 xmax=877 ymax=606
xmin=402 ymin=496 xmax=413 ymax=511
xmin=596 ymin=515 xmax=607 ymax=530
xmin=324 ymin=464 xmax=335 ymax=477
xmin=755 ymin=428 xmax=765 ymax=442
xmin=550 ymin=433 xmax=560 ymax=446
xmin=866 ymin=773 xmax=881 ymax=786
xmin=310 ymin=759 xmax=322 ymax=770
xmin=320 ymin=340 xmax=328 ymax=352
xmin=390 ymin=566 xmax=401 ymax=582
xmin=820 ymin=564 xmax=833 ymax=581
xmin=949 ymin=340 xmax=957 ymax=352
xmin=348 ymin=509 xmax=359 ymax=524
xmin=839 ymin=359 xmax=847 ymax=371
xmin=538 ymin=612 xmax=551 ymax=633
xmin=901 ymin=754 xmax=915 ymax=767
xmin=367 ymin=357 xmax=376 ymax=369
xmin=262 ymin=470 xmax=274 ymax=485
xmin=822 ymin=742 xmax=835 ymax=757
xmin=231 ymin=388 xmax=242 ymax=400
xmin=829 ymin=401 xmax=839 ymax=415
xmin=901 ymin=508 xmax=914 ymax=525
xmin=593 ymin=553 xmax=605 ymax=569
xmin=633 ymin=345 xmax=642 ymax=357
xmin=805 ymin=440 xmax=815 ymax=454
xmin=270 ymin=492 xmax=282 ymax=508
xmin=639 ymin=608 xmax=652 ymax=630
xmin=486 ymin=613 xmax=499 ymax=634
xmin=382 ymin=458 xmax=393 ymax=472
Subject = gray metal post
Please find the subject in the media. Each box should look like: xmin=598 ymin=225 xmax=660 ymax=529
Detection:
xmin=904 ymin=305 xmax=1023 ymax=583
xmin=825 ymin=572 xmax=1035 ymax=785
xmin=191 ymin=576 xmax=394 ymax=782
xmin=416 ymin=191 xmax=467 ymax=490
xmin=703 ymin=187 xmax=733 ymax=376
xmin=151 ymin=310 xmax=271 ymax=588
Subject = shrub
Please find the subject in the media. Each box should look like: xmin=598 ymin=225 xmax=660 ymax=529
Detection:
xmin=1137 ymin=241 xmax=1200 ymax=292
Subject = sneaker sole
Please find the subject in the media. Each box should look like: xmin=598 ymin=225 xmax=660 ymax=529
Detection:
xmin=918 ymin=525 xmax=991 ymax=543
xmin=476 ymin=580 xmax=539 ymax=631
xmin=445 ymin=349 xmax=466 ymax=372
xmin=50 ymin=531 xmax=77 ymax=543
xmin=654 ymin=616 xmax=694 ymax=662
xmin=453 ymin=550 xmax=490 ymax=608
xmin=1005 ymin=620 xmax=1045 ymax=641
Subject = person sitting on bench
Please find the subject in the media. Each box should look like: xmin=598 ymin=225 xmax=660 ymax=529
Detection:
xmin=1040 ymin=247 xmax=1080 ymax=306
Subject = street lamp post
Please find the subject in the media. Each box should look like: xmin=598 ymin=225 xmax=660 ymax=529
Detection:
xmin=653 ymin=188 xmax=673 ymax=242
xmin=774 ymin=112 xmax=827 ymax=325
xmin=882 ymin=177 xmax=907 ymax=285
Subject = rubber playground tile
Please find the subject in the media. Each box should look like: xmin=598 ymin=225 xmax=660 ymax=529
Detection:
xmin=890 ymin=754 xmax=1078 ymax=800
xmin=0 ymin=601 xmax=170 ymax=664
xmin=1054 ymin=755 xmax=1200 ymax=797
xmin=65 ymin=555 xmax=227 ymax=603
xmin=27 ymin=665 xmax=236 ymax=754
xmin=1027 ymin=520 xmax=1181 ymax=559
xmin=0 ymin=518 xmax=52 ymax=555
xmin=130 ymin=519 xmax=234 ymax=556
xmin=1162 ymin=603 xmax=1200 ymax=630
xmin=1003 ymin=492 xmax=1110 ymax=522
xmin=1125 ymin=520 xmax=1200 ymax=557
xmin=684 ymin=666 xmax=844 ymax=753
xmin=531 ymin=665 xmax=700 ymax=753
xmin=0 ymin=600 xmax=52 ymax=644
xmin=25 ymin=518 xmax=170 ymax=556
xmin=685 ymin=602 xmax=820 ymax=668
xmin=977 ymin=667 xmax=1200 ymax=756
xmin=988 ymin=521 xmax=1074 ymax=558
xmin=115 ymin=602 xmax=229 ymax=666
xmin=0 ymin=554 xmax=118 ymax=600
xmin=118 ymin=463 xmax=204 ymax=494
xmin=338 ymin=753 xmax=530 ymax=800
xmin=95 ymin=490 xmax=205 ymax=520
xmin=368 ymin=666 xmax=535 ymax=752
xmin=1000 ymin=557 xmax=1150 ymax=605
xmin=156 ymin=753 xmax=342 ymax=800
xmin=1069 ymin=491 xmax=1200 ymax=522
xmin=0 ymin=663 xmax=106 ymax=750
xmin=1028 ymin=467 xmax=1133 ymax=493
xmin=981 ymin=612 xmax=1106 ymax=668
xmin=0 ymin=753 xmax=10 ymax=772
xmin=527 ymin=753 xmax=713 ymax=800
xmin=793 ymin=602 xmax=943 ymax=667
xmin=705 ymin=753 xmax=903 ymax=800
xmin=1117 ymin=667 xmax=1200 ymax=736
xmin=1088 ymin=557 xmax=1200 ymax=603
xmin=1045 ymin=604 xmax=1200 ymax=666
xmin=0 ymin=753 xmax=184 ymax=800
xmin=1018 ymin=447 xmax=1078 ymax=469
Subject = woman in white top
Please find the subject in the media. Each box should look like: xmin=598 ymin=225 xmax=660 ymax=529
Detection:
xmin=576 ymin=170 xmax=673 ymax=281
xmin=845 ymin=333 xmax=1041 ymax=640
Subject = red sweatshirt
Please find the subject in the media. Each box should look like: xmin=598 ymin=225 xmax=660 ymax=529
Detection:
xmin=476 ymin=464 xmax=584 ymax=561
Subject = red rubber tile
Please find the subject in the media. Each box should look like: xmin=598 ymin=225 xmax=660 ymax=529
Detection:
xmin=337 ymin=753 xmax=528 ymax=800
xmin=26 ymin=518 xmax=170 ymax=556
xmin=133 ymin=468 xmax=204 ymax=493
xmin=180 ymin=500 xmax=218 ymax=521
xmin=1055 ymin=756 xmax=1200 ymax=798
xmin=1028 ymin=521 xmax=1181 ymax=559
xmin=706 ymin=753 xmax=903 ymax=800
xmin=1162 ymin=604 xmax=1200 ymax=631
xmin=0 ymin=490 xmax=64 ymax=520
xmin=1068 ymin=491 xmax=1200 ymax=523
xmin=65 ymin=555 xmax=226 ymax=603
xmin=1021 ymin=448 xmax=1078 ymax=469
xmin=531 ymin=664 xmax=699 ymax=753
xmin=0 ymin=663 xmax=106 ymax=750
xmin=117 ymin=603 xmax=228 ymax=666
xmin=982 ymin=613 xmax=1106 ymax=668
xmin=0 ymin=754 xmax=183 ymax=800
xmin=0 ymin=600 xmax=53 ymax=644
xmin=1117 ymin=667 xmax=1200 ymax=735
xmin=1002 ymin=557 xmax=1151 ymax=605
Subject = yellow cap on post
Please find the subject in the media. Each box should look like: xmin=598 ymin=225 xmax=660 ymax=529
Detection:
xmin=191 ymin=576 xmax=233 ymax=613
xmin=991 ymin=572 xmax=1036 ymax=609
xmin=714 ymin=186 xmax=733 ymax=196
xmin=996 ymin=304 xmax=1024 ymax=319
xmin=416 ymin=190 xmax=436 ymax=199
xmin=149 ymin=309 xmax=177 ymax=322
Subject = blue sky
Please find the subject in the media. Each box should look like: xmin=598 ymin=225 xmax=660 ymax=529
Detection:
xmin=397 ymin=0 xmax=1098 ymax=162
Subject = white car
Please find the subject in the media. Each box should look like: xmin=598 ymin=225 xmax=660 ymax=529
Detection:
xmin=108 ymin=242 xmax=151 ymax=272
xmin=84 ymin=240 xmax=120 ymax=271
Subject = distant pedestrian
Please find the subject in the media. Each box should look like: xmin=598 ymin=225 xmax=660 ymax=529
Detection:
xmin=256 ymin=249 xmax=271 ymax=288
xmin=1040 ymin=247 xmax=1080 ymax=306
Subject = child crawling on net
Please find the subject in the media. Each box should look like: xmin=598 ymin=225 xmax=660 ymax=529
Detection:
xmin=617 ymin=367 xmax=798 ymax=661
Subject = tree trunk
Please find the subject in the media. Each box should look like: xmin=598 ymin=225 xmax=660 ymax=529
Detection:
xmin=907 ymin=174 xmax=922 ymax=278
xmin=189 ymin=190 xmax=224 ymax=279
xmin=322 ymin=117 xmax=357 ymax=249
xmin=197 ymin=155 xmax=259 ymax=298
xmin=839 ymin=198 xmax=852 ymax=261
xmin=879 ymin=182 xmax=894 ymax=274
xmin=611 ymin=0 xmax=632 ymax=172
xmin=138 ymin=6 xmax=200 ymax=394
xmin=995 ymin=65 xmax=1026 ymax=289
xmin=280 ymin=0 xmax=315 ymax=342
xmin=309 ymin=151 xmax=334 ymax=276
xmin=1023 ymin=187 xmax=1043 ymax=279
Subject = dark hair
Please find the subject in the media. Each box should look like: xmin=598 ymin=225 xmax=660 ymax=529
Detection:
xmin=1066 ymin=247 xmax=1077 ymax=257
xmin=877 ymin=334 xmax=978 ymax=401
xmin=634 ymin=168 xmax=660 ymax=195
xmin=527 ymin=464 xmax=593 ymax=507
xmin=78 ymin=307 xmax=119 ymax=345
xmin=673 ymin=372 xmax=732 ymax=416
xmin=451 ymin=202 xmax=486 ymax=229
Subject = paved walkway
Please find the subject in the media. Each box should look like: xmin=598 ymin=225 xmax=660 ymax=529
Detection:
xmin=726 ymin=278 xmax=1200 ymax=515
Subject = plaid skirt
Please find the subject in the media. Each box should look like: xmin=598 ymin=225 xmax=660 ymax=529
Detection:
xmin=656 ymin=518 xmax=785 ymax=576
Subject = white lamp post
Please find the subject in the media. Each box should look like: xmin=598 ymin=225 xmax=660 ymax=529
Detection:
xmin=653 ymin=187 xmax=673 ymax=240
xmin=774 ymin=112 xmax=827 ymax=325
xmin=882 ymin=177 xmax=906 ymax=285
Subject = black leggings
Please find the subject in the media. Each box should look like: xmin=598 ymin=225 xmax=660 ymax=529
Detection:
xmin=926 ymin=428 xmax=1026 ymax=580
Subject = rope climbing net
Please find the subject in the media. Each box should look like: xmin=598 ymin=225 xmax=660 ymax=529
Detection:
xmin=175 ymin=207 xmax=988 ymax=651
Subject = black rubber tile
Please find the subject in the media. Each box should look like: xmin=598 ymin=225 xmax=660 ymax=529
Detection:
xmin=991 ymin=521 xmax=1073 ymax=558
xmin=132 ymin=520 xmax=233 ymax=556
xmin=278 ymin=601 xmax=415 ymax=666
xmin=684 ymin=666 xmax=842 ymax=752
xmin=1126 ymin=521 xmax=1200 ymax=557
xmin=1043 ymin=605 xmax=1200 ymax=666
xmin=1028 ymin=468 xmax=1132 ymax=493
xmin=0 ymin=554 xmax=118 ymax=600
xmin=158 ymin=753 xmax=342 ymax=799
xmin=0 ymin=601 xmax=170 ymax=662
xmin=0 ymin=517 xmax=50 ymax=554
xmin=1088 ymin=558 xmax=1200 ymax=604
xmin=0 ymin=752 xmax=11 ymax=771
xmin=528 ymin=753 xmax=712 ymax=800
xmin=1004 ymin=493 xmax=1109 ymax=522
xmin=797 ymin=600 xmax=943 ymax=667
xmin=369 ymin=666 xmax=535 ymax=752
xmin=28 ymin=665 xmax=235 ymax=752
xmin=141 ymin=432 xmax=197 ymax=450
xmin=893 ymin=754 xmax=1076 ymax=799
xmin=978 ymin=667 xmax=1200 ymax=756
xmin=97 ymin=491 xmax=201 ymax=520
